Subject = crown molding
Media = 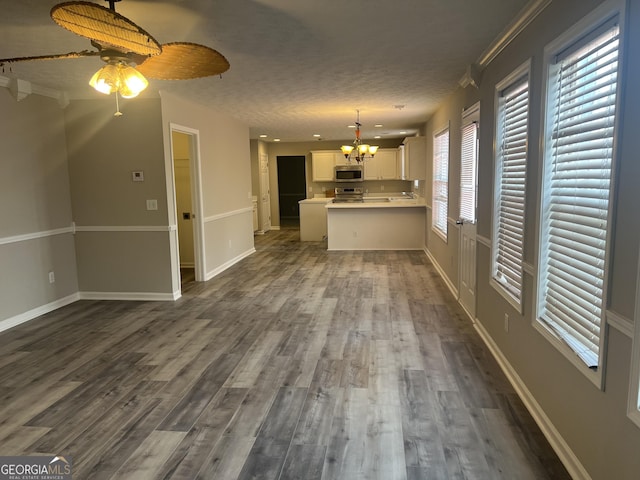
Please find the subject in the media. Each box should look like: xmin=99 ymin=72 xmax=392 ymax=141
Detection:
xmin=477 ymin=0 xmax=552 ymax=67
xmin=459 ymin=0 xmax=552 ymax=87
xmin=0 ymin=74 xmax=69 ymax=108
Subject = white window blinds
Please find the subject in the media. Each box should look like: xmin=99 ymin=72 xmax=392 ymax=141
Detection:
xmin=432 ymin=128 xmax=449 ymax=238
xmin=492 ymin=76 xmax=529 ymax=305
xmin=539 ymin=22 xmax=620 ymax=369
xmin=460 ymin=121 xmax=478 ymax=222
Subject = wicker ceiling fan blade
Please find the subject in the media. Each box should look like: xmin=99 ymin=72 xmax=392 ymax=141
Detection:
xmin=50 ymin=1 xmax=161 ymax=56
xmin=0 ymin=49 xmax=101 ymax=65
xmin=136 ymin=42 xmax=230 ymax=80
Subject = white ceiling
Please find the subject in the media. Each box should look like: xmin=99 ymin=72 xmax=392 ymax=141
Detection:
xmin=0 ymin=0 xmax=532 ymax=142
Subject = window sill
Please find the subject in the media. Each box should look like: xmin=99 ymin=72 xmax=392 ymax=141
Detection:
xmin=489 ymin=277 xmax=523 ymax=314
xmin=532 ymin=319 xmax=603 ymax=390
xmin=431 ymin=226 xmax=448 ymax=243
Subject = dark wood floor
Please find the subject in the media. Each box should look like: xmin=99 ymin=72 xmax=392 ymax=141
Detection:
xmin=0 ymin=227 xmax=570 ymax=479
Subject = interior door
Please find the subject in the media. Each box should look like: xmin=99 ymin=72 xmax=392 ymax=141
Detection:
xmin=458 ymin=104 xmax=479 ymax=319
xmin=259 ymin=153 xmax=271 ymax=233
xmin=276 ymin=155 xmax=306 ymax=226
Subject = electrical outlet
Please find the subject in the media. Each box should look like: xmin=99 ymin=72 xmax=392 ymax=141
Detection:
xmin=48 ymin=271 xmax=55 ymax=284
xmin=504 ymin=313 xmax=509 ymax=332
xmin=380 ymin=185 xmax=385 ymax=191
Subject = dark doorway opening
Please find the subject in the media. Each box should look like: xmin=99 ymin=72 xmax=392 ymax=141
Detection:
xmin=277 ymin=156 xmax=306 ymax=227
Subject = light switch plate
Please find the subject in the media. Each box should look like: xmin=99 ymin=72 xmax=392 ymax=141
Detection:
xmin=146 ymin=199 xmax=158 ymax=210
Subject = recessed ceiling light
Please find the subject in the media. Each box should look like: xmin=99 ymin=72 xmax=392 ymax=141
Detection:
xmin=347 ymin=125 xmax=356 ymax=128
xmin=374 ymin=135 xmax=381 ymax=139
xmin=313 ymin=134 xmax=321 ymax=137
xmin=273 ymin=138 xmax=281 ymax=142
xmin=259 ymin=134 xmax=267 ymax=138
xmin=374 ymin=124 xmax=383 ymax=128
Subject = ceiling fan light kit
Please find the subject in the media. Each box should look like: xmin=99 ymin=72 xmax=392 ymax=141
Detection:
xmin=0 ymin=0 xmax=230 ymax=115
xmin=89 ymin=61 xmax=148 ymax=98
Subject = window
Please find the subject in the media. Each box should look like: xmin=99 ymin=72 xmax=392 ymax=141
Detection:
xmin=460 ymin=105 xmax=479 ymax=223
xmin=537 ymin=20 xmax=620 ymax=373
xmin=432 ymin=127 xmax=449 ymax=239
xmin=491 ymin=63 xmax=530 ymax=309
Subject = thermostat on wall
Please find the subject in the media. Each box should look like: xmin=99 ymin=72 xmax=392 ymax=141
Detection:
xmin=132 ymin=171 xmax=144 ymax=182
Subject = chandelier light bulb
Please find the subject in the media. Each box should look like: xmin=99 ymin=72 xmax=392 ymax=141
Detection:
xmin=119 ymin=64 xmax=148 ymax=98
xmin=89 ymin=63 xmax=120 ymax=95
xmin=341 ymin=145 xmax=354 ymax=156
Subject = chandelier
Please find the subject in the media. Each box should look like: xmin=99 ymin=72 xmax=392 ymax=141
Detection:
xmin=341 ymin=110 xmax=379 ymax=163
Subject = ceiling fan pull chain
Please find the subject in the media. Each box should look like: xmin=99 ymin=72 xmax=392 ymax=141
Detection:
xmin=114 ymin=91 xmax=123 ymax=117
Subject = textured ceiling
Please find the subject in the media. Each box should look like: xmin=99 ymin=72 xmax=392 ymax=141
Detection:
xmin=0 ymin=0 xmax=532 ymax=142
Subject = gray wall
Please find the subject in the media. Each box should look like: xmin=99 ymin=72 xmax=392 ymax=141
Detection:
xmin=423 ymin=0 xmax=640 ymax=478
xmin=1 ymin=85 xmax=254 ymax=321
xmin=160 ymin=91 xmax=255 ymax=278
xmin=65 ymin=98 xmax=174 ymax=296
xmin=0 ymin=89 xmax=78 ymax=326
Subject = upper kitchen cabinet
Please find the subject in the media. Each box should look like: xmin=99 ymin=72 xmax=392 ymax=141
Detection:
xmin=400 ymin=136 xmax=426 ymax=180
xmin=364 ymin=148 xmax=398 ymax=180
xmin=311 ymin=151 xmax=338 ymax=181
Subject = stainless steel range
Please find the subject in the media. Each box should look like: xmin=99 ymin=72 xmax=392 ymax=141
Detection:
xmin=333 ymin=187 xmax=364 ymax=202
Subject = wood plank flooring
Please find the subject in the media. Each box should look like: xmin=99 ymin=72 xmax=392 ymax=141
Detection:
xmin=0 ymin=227 xmax=570 ymax=479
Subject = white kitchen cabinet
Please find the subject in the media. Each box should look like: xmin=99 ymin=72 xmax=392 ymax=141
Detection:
xmin=311 ymin=151 xmax=338 ymax=181
xmin=363 ymin=149 xmax=398 ymax=180
xmin=400 ymin=136 xmax=426 ymax=180
xmin=334 ymin=152 xmax=352 ymax=166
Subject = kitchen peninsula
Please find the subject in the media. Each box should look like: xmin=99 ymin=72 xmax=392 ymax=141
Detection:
xmin=325 ymin=197 xmax=426 ymax=250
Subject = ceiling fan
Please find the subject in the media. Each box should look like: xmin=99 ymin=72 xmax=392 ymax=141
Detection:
xmin=0 ymin=0 xmax=229 ymax=108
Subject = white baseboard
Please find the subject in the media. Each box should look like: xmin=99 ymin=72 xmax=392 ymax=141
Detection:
xmin=205 ymin=247 xmax=256 ymax=281
xmin=79 ymin=291 xmax=180 ymax=301
xmin=473 ymin=319 xmax=591 ymax=480
xmin=424 ymin=247 xmax=459 ymax=298
xmin=0 ymin=293 xmax=80 ymax=333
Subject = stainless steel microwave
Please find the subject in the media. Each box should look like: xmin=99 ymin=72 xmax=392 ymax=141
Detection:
xmin=335 ymin=164 xmax=363 ymax=182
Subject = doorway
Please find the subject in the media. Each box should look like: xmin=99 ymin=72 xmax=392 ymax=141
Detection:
xmin=172 ymin=132 xmax=194 ymax=279
xmin=169 ymin=125 xmax=205 ymax=292
xmin=277 ymin=156 xmax=306 ymax=227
